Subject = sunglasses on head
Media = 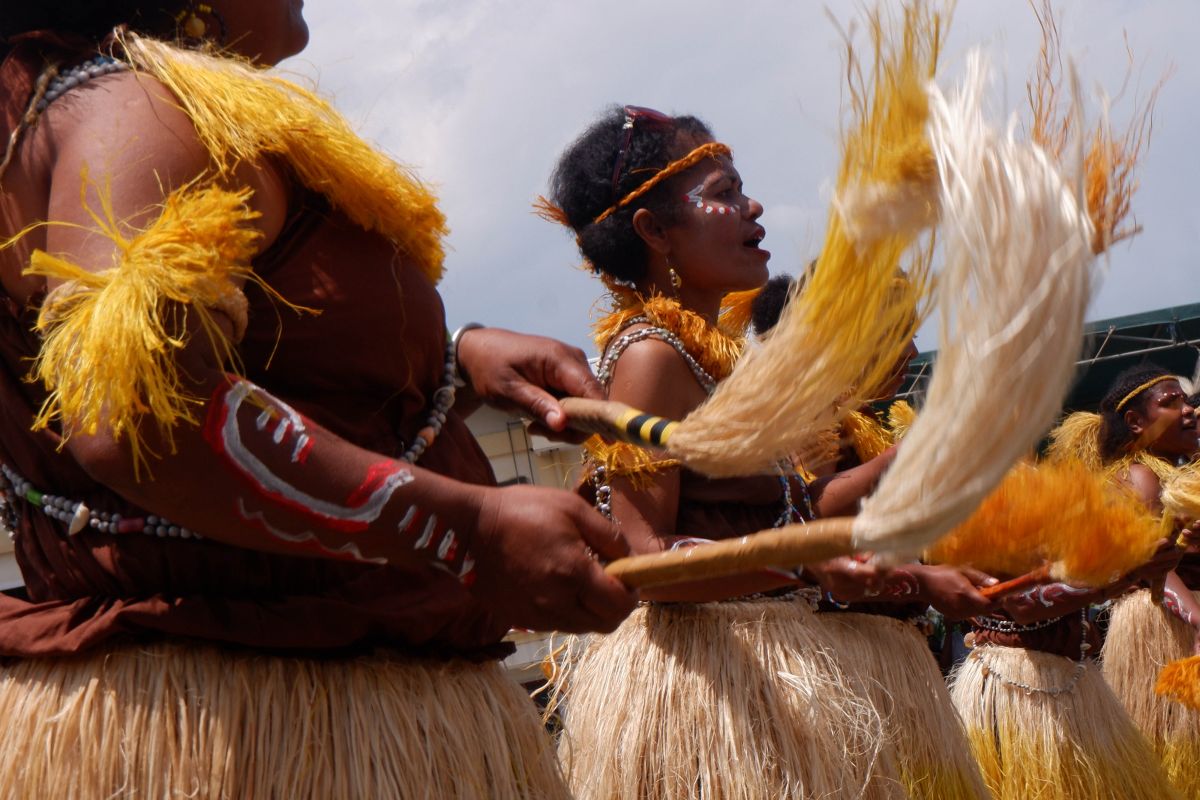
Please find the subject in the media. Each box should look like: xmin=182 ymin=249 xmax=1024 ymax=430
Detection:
xmin=610 ymin=105 xmax=674 ymax=198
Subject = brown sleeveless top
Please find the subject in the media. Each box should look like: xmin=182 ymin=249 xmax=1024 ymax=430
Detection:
xmin=0 ymin=44 xmax=508 ymax=660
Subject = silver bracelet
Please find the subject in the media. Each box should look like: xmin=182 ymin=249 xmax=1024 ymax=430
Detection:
xmin=449 ymin=322 xmax=485 ymax=389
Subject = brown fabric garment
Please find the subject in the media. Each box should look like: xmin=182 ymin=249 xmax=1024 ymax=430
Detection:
xmin=969 ymin=611 xmax=1097 ymax=659
xmin=1175 ymin=553 xmax=1200 ymax=590
xmin=0 ymin=58 xmax=509 ymax=659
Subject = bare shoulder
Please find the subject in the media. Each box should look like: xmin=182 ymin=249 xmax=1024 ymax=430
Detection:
xmin=32 ymin=69 xmax=288 ymax=263
xmin=606 ymin=324 xmax=709 ymax=420
xmin=1121 ymin=462 xmax=1164 ymax=511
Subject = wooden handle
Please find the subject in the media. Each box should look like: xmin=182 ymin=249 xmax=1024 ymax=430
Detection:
xmin=560 ymin=397 xmax=678 ymax=449
xmin=604 ymin=517 xmax=857 ymax=589
xmin=978 ymin=564 xmax=1052 ymax=600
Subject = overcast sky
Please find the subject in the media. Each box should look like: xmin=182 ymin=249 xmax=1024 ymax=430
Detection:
xmin=283 ymin=1 xmax=1197 ymax=353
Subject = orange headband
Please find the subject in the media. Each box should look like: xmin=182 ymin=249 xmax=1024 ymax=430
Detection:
xmin=592 ymin=141 xmax=733 ymax=225
xmin=1115 ymin=375 xmax=1175 ymax=412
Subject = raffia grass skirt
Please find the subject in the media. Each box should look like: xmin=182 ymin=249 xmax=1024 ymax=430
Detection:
xmin=551 ymin=596 xmax=906 ymax=800
xmin=950 ymin=644 xmax=1179 ymax=800
xmin=0 ymin=641 xmax=569 ymax=800
xmin=1103 ymin=588 xmax=1200 ymax=798
xmin=812 ymin=612 xmax=989 ymax=799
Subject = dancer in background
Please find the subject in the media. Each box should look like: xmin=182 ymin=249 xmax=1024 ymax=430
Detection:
xmin=949 ymin=365 xmax=1191 ymax=800
xmin=0 ymin=3 xmax=636 ymax=796
xmin=1087 ymin=366 xmax=1200 ymax=798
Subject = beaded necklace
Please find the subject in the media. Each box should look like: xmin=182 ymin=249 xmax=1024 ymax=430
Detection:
xmin=587 ymin=296 xmax=811 ymax=525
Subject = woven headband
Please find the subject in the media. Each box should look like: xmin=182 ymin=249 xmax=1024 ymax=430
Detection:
xmin=1114 ymin=375 xmax=1175 ymax=412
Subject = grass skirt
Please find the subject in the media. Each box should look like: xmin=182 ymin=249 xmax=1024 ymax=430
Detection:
xmin=1103 ymin=588 xmax=1200 ymax=798
xmin=950 ymin=644 xmax=1179 ymax=799
xmin=550 ymin=596 xmax=905 ymax=799
xmin=813 ymin=612 xmax=989 ymax=799
xmin=0 ymin=641 xmax=568 ymax=799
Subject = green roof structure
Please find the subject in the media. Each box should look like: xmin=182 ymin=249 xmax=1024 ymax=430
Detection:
xmin=898 ymin=303 xmax=1200 ymax=411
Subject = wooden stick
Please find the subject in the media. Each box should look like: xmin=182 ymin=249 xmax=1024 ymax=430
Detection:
xmin=978 ymin=564 xmax=1052 ymax=600
xmin=560 ymin=397 xmax=678 ymax=449
xmin=604 ymin=517 xmax=856 ymax=589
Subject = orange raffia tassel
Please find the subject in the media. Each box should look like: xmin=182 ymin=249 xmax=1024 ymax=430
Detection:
xmin=1155 ymin=656 xmax=1200 ymax=711
xmin=1027 ymin=0 xmax=1166 ymax=255
xmin=926 ymin=459 xmax=1161 ymax=586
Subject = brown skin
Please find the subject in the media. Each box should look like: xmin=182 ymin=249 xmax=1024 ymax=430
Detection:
xmin=0 ymin=9 xmax=637 ymax=634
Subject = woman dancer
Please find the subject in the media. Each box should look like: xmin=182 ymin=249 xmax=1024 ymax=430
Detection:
xmin=1093 ymin=367 xmax=1200 ymax=797
xmin=542 ymin=104 xmax=990 ymax=800
xmin=0 ymin=3 xmax=637 ymax=796
xmin=949 ymin=365 xmax=1190 ymax=799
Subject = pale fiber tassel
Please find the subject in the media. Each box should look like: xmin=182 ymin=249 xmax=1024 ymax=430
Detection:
xmin=951 ymin=645 xmax=1180 ymax=799
xmin=551 ymin=599 xmax=903 ymax=800
xmin=854 ymin=53 xmax=1095 ymax=557
xmin=1104 ymin=590 xmax=1200 ymax=799
xmin=0 ymin=643 xmax=568 ymax=800
xmin=662 ymin=3 xmax=943 ymax=477
xmin=813 ymin=612 xmax=989 ymax=799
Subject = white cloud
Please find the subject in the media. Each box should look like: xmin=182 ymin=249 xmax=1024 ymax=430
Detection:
xmin=287 ymin=0 xmax=1198 ymax=353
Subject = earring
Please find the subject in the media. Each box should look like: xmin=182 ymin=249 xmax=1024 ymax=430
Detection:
xmin=176 ymin=3 xmax=228 ymax=43
xmin=669 ymin=267 xmax=683 ymax=290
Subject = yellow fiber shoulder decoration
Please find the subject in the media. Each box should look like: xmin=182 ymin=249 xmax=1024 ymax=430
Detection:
xmin=592 ymin=295 xmax=743 ymax=383
xmin=925 ymin=459 xmax=1160 ymax=586
xmin=582 ymin=437 xmax=680 ymax=489
xmin=887 ymin=399 xmax=916 ymax=440
xmin=1045 ymin=411 xmax=1104 ymax=470
xmin=121 ymin=34 xmax=448 ymax=284
xmin=23 ymin=182 xmax=272 ymax=475
xmin=842 ymin=409 xmax=893 ymax=463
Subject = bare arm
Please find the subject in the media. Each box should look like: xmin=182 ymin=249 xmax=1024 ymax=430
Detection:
xmin=26 ymin=72 xmax=636 ymax=633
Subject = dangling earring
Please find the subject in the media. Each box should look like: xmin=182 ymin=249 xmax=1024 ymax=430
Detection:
xmin=175 ymin=3 xmax=228 ymax=44
xmin=669 ymin=267 xmax=683 ymax=291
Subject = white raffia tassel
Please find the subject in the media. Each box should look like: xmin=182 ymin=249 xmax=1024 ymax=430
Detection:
xmin=853 ymin=53 xmax=1095 ymax=558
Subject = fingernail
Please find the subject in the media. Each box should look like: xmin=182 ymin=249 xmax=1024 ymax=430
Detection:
xmin=983 ymin=578 xmax=998 ymax=586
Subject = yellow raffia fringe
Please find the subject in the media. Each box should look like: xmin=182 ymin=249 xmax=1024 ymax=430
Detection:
xmin=661 ymin=2 xmax=941 ymax=476
xmin=17 ymin=181 xmax=303 ymax=475
xmin=0 ymin=641 xmax=569 ymax=799
xmin=1104 ymin=590 xmax=1200 ymax=798
xmin=121 ymin=34 xmax=448 ymax=284
xmin=586 ymin=295 xmax=743 ymax=484
xmin=814 ymin=612 xmax=989 ymax=799
xmin=1027 ymin=0 xmax=1164 ymax=255
xmin=546 ymin=599 xmax=902 ymax=800
xmin=925 ymin=459 xmax=1160 ymax=586
xmin=887 ymin=398 xmax=916 ymax=439
xmin=951 ymin=645 xmax=1182 ymax=800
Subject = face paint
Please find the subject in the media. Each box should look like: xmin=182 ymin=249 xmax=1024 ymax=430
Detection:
xmin=205 ymin=378 xmax=413 ymax=531
xmin=683 ymin=182 xmax=705 ymax=208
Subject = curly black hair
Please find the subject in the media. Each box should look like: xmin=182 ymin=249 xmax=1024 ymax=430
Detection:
xmin=1098 ymin=363 xmax=1173 ymax=462
xmin=1 ymin=2 xmax=185 ymax=43
xmin=548 ymin=105 xmax=713 ymax=282
xmin=751 ymin=273 xmax=795 ymax=336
